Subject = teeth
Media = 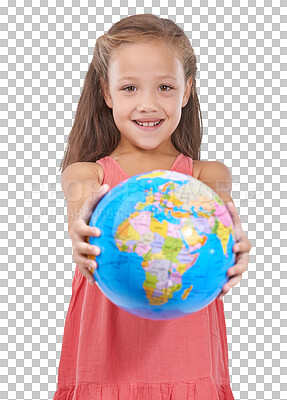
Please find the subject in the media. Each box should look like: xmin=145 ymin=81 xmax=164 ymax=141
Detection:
xmin=135 ymin=120 xmax=161 ymax=127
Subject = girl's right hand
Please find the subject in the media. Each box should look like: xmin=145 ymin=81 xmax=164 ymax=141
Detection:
xmin=68 ymin=184 xmax=110 ymax=285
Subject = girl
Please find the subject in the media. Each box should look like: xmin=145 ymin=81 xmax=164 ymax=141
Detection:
xmin=54 ymin=14 xmax=252 ymax=400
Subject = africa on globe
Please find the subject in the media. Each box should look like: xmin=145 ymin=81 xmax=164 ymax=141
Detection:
xmin=88 ymin=170 xmax=236 ymax=321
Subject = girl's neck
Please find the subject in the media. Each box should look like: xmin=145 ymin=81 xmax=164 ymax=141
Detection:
xmin=109 ymin=139 xmax=180 ymax=160
xmin=109 ymin=149 xmax=180 ymax=160
xmin=107 ymin=151 xmax=182 ymax=178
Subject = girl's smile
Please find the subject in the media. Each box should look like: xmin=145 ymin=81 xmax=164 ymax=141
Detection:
xmin=132 ymin=119 xmax=165 ymax=131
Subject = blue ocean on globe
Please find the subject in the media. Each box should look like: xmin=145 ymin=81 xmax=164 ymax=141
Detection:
xmin=88 ymin=169 xmax=236 ymax=321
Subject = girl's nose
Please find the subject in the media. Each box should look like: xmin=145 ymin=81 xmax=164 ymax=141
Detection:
xmin=137 ymin=102 xmax=159 ymax=113
xmin=136 ymin=93 xmax=159 ymax=113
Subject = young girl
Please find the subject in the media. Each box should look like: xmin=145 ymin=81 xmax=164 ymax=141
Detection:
xmin=53 ymin=14 xmax=252 ymax=400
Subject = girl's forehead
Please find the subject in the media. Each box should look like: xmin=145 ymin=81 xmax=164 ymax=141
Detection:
xmin=111 ymin=40 xmax=175 ymax=59
xmin=109 ymin=41 xmax=183 ymax=80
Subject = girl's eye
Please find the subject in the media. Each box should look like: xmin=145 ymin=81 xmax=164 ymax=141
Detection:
xmin=160 ymin=85 xmax=172 ymax=91
xmin=123 ymin=85 xmax=173 ymax=92
xmin=123 ymin=86 xmax=136 ymax=92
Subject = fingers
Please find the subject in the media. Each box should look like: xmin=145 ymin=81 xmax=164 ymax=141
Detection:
xmin=225 ymin=274 xmax=243 ymax=291
xmin=217 ymin=204 xmax=252 ymax=301
xmin=217 ymin=244 xmax=250 ymax=300
xmin=78 ymin=262 xmax=97 ymax=285
xmin=232 ymin=235 xmax=252 ymax=255
xmin=72 ymin=227 xmax=101 ymax=285
xmin=227 ymin=203 xmax=252 ymax=255
xmin=228 ymin=256 xmax=248 ymax=278
xmin=69 ymin=185 xmax=108 ymax=287
xmin=70 ymin=219 xmax=101 ymax=245
xmin=218 ymin=250 xmax=249 ymax=300
xmin=73 ymin=246 xmax=98 ymax=267
xmin=70 ymin=217 xmax=104 ymax=286
xmin=228 ymin=243 xmax=250 ymax=277
xmin=77 ymin=220 xmax=101 ymax=239
xmin=74 ymin=241 xmax=101 ymax=257
xmin=74 ymin=250 xmax=98 ymax=285
xmin=226 ymin=202 xmax=244 ymax=242
xmin=218 ymin=273 xmax=243 ymax=300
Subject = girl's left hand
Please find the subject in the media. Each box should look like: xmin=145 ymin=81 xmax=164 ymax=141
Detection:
xmin=217 ymin=201 xmax=253 ymax=301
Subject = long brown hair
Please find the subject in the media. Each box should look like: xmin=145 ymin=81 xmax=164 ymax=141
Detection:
xmin=59 ymin=13 xmax=203 ymax=173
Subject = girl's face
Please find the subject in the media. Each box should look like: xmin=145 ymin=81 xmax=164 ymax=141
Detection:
xmin=101 ymin=40 xmax=192 ymax=154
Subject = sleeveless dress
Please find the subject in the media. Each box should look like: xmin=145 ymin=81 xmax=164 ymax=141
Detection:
xmin=53 ymin=153 xmax=234 ymax=400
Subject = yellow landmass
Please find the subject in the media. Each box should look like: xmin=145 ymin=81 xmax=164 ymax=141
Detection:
xmin=116 ymin=218 xmax=141 ymax=245
xmin=150 ymin=218 xmax=168 ymax=238
xmin=181 ymin=225 xmax=207 ymax=248
xmin=182 ymin=284 xmax=193 ymax=300
xmin=143 ymin=280 xmax=182 ymax=306
xmin=136 ymin=171 xmax=166 ymax=180
xmin=216 ymin=221 xmax=232 ymax=255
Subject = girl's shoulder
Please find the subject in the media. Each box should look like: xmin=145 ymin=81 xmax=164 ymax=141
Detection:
xmin=196 ymin=160 xmax=233 ymax=203
xmin=193 ymin=160 xmax=225 ymax=180
xmin=197 ymin=160 xmax=231 ymax=181
xmin=192 ymin=160 xmax=208 ymax=180
xmin=94 ymin=161 xmax=104 ymax=184
xmin=62 ymin=161 xmax=103 ymax=185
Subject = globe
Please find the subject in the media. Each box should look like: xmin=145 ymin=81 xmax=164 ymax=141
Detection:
xmin=88 ymin=169 xmax=236 ymax=321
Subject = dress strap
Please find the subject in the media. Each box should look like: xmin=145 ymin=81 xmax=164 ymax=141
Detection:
xmin=171 ymin=154 xmax=193 ymax=177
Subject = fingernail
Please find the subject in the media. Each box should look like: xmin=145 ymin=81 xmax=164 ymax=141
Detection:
xmin=89 ymin=279 xmax=95 ymax=285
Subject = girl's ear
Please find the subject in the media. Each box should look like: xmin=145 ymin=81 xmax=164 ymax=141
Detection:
xmin=100 ymin=77 xmax=113 ymax=109
xmin=182 ymin=77 xmax=193 ymax=108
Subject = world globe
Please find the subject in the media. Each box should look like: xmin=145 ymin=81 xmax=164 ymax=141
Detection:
xmin=88 ymin=170 xmax=236 ymax=321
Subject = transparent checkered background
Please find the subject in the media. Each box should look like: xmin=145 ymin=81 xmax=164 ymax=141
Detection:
xmin=1 ymin=1 xmax=286 ymax=399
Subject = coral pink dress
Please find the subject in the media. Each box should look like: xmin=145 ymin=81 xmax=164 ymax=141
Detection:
xmin=53 ymin=153 xmax=234 ymax=399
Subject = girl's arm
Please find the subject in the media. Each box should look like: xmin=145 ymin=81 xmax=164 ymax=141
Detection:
xmin=198 ymin=161 xmax=252 ymax=300
xmin=61 ymin=162 xmax=109 ymax=284
xmin=61 ymin=162 xmax=103 ymax=232
xmin=198 ymin=160 xmax=233 ymax=205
